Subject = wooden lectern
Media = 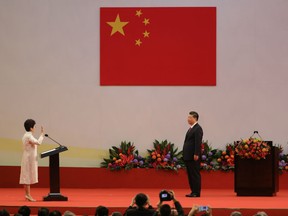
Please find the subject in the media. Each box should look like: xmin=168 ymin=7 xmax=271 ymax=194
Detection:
xmin=41 ymin=146 xmax=68 ymax=201
xmin=234 ymin=141 xmax=279 ymax=196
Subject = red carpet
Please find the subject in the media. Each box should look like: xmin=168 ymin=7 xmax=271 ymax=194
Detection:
xmin=1 ymin=167 xmax=288 ymax=215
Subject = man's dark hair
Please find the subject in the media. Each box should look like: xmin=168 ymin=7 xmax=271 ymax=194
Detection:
xmin=95 ymin=206 xmax=109 ymax=216
xmin=135 ymin=193 xmax=148 ymax=207
xmin=18 ymin=206 xmax=31 ymax=216
xmin=24 ymin=119 xmax=36 ymax=132
xmin=38 ymin=207 xmax=50 ymax=216
xmin=160 ymin=204 xmax=171 ymax=216
xmin=0 ymin=209 xmax=10 ymax=216
xmin=48 ymin=210 xmax=61 ymax=216
xmin=189 ymin=111 xmax=199 ymax=121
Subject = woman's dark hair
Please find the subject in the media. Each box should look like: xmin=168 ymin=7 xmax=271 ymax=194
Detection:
xmin=18 ymin=206 xmax=31 ymax=216
xmin=135 ymin=193 xmax=148 ymax=207
xmin=24 ymin=119 xmax=36 ymax=132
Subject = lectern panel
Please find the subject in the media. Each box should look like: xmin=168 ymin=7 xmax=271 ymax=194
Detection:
xmin=41 ymin=146 xmax=68 ymax=158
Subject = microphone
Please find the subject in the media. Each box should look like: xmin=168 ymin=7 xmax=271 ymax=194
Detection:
xmin=44 ymin=134 xmax=64 ymax=147
xmin=250 ymin=131 xmax=262 ymax=140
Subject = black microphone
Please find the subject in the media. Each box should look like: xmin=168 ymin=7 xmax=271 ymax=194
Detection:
xmin=250 ymin=131 xmax=262 ymax=140
xmin=44 ymin=134 xmax=64 ymax=147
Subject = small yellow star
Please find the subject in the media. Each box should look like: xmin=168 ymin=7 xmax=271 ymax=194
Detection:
xmin=107 ymin=14 xmax=129 ymax=36
xmin=135 ymin=39 xmax=142 ymax=46
xmin=136 ymin=10 xmax=143 ymax=17
xmin=143 ymin=30 xmax=150 ymax=38
xmin=143 ymin=18 xmax=150 ymax=26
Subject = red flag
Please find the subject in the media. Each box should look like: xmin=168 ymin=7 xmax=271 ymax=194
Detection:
xmin=100 ymin=7 xmax=216 ymax=86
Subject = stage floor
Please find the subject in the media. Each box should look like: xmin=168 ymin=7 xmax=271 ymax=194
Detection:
xmin=1 ymin=188 xmax=288 ymax=216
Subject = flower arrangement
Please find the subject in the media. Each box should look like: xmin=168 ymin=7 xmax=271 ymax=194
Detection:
xmin=145 ymin=140 xmax=184 ymax=171
xmin=219 ymin=144 xmax=235 ymax=171
xmin=278 ymin=145 xmax=288 ymax=173
xmin=101 ymin=138 xmax=288 ymax=173
xmin=101 ymin=141 xmax=145 ymax=170
xmin=200 ymin=141 xmax=216 ymax=170
xmin=235 ymin=138 xmax=271 ymax=160
xmin=200 ymin=142 xmax=235 ymax=171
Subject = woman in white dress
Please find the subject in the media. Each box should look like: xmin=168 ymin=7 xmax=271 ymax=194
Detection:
xmin=19 ymin=119 xmax=44 ymax=201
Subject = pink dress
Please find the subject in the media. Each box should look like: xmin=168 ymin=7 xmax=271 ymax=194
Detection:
xmin=19 ymin=132 xmax=44 ymax=185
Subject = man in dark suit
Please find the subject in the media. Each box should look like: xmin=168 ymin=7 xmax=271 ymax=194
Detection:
xmin=183 ymin=111 xmax=203 ymax=197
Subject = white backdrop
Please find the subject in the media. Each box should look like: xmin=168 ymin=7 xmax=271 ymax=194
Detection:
xmin=1 ymin=0 xmax=288 ymax=167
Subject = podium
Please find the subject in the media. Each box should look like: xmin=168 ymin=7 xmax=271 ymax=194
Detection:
xmin=41 ymin=146 xmax=68 ymax=201
xmin=234 ymin=141 xmax=279 ymax=196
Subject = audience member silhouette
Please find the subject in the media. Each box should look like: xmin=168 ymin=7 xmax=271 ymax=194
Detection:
xmin=95 ymin=206 xmax=109 ymax=216
xmin=0 ymin=209 xmax=10 ymax=216
xmin=253 ymin=212 xmax=268 ymax=216
xmin=153 ymin=191 xmax=184 ymax=216
xmin=111 ymin=212 xmax=123 ymax=216
xmin=18 ymin=206 xmax=31 ymax=216
xmin=230 ymin=211 xmax=242 ymax=216
xmin=38 ymin=207 xmax=50 ymax=216
xmin=49 ymin=210 xmax=62 ymax=216
xmin=63 ymin=211 xmax=76 ymax=216
xmin=124 ymin=193 xmax=155 ymax=216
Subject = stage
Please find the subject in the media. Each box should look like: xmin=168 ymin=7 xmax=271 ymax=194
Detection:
xmin=1 ymin=167 xmax=288 ymax=215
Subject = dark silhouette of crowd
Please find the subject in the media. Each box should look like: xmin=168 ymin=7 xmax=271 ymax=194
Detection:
xmin=0 ymin=191 xmax=269 ymax=216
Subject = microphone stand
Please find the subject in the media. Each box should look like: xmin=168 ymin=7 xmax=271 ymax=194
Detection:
xmin=45 ymin=134 xmax=65 ymax=148
xmin=250 ymin=131 xmax=263 ymax=140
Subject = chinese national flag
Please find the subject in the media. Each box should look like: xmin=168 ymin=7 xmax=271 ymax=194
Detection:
xmin=100 ymin=7 xmax=216 ymax=86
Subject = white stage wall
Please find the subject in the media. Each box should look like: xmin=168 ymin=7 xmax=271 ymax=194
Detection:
xmin=0 ymin=0 xmax=288 ymax=167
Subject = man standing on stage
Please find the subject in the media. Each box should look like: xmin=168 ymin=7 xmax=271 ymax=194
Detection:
xmin=183 ymin=111 xmax=203 ymax=197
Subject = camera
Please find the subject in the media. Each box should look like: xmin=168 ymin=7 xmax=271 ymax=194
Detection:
xmin=159 ymin=190 xmax=173 ymax=201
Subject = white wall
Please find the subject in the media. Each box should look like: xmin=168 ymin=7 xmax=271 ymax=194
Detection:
xmin=1 ymin=0 xmax=288 ymax=167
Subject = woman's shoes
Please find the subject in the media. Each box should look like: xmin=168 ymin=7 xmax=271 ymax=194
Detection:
xmin=25 ymin=195 xmax=36 ymax=202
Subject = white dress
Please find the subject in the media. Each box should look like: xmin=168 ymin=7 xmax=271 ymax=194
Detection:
xmin=19 ymin=132 xmax=44 ymax=185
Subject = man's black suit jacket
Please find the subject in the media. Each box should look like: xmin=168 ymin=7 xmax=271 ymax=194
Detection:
xmin=124 ymin=206 xmax=155 ymax=216
xmin=182 ymin=123 xmax=203 ymax=161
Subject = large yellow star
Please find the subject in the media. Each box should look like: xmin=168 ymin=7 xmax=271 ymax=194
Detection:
xmin=107 ymin=14 xmax=129 ymax=36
